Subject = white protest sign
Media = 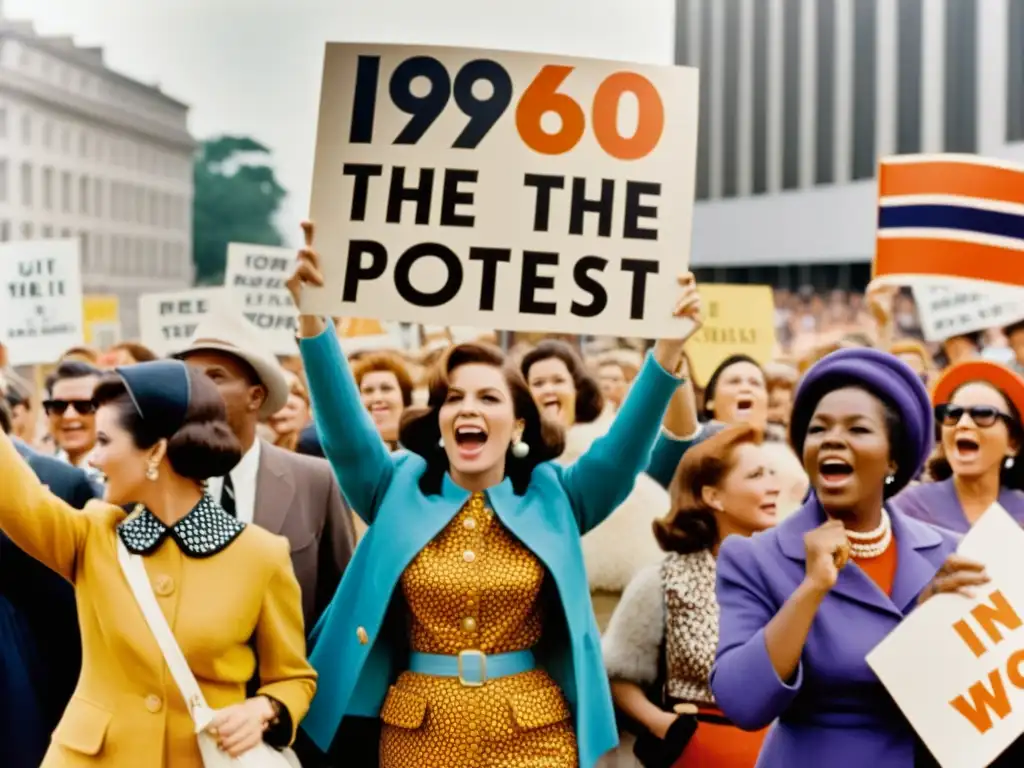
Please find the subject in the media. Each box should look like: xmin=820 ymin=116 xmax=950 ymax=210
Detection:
xmin=0 ymin=239 xmax=84 ymax=365
xmin=913 ymin=284 xmax=1024 ymax=343
xmin=138 ymin=288 xmax=226 ymax=356
xmin=867 ymin=506 xmax=1024 ymax=768
xmin=303 ymin=43 xmax=699 ymax=337
xmin=224 ymin=243 xmax=299 ymax=355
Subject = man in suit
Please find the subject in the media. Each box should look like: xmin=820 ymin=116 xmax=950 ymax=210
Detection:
xmin=175 ymin=310 xmax=355 ymax=634
xmin=0 ymin=395 xmax=98 ymax=765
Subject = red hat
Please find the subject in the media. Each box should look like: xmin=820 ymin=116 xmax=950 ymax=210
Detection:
xmin=932 ymin=361 xmax=1024 ymax=419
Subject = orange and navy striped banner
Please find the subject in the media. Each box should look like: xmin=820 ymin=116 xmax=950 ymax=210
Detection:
xmin=874 ymin=154 xmax=1024 ymax=288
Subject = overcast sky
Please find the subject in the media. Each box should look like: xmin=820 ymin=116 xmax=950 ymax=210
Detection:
xmin=10 ymin=0 xmax=675 ymax=244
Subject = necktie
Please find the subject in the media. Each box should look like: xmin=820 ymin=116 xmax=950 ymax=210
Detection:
xmin=220 ymin=473 xmax=236 ymax=518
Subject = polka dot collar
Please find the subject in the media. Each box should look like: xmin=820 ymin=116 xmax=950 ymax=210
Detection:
xmin=117 ymin=494 xmax=246 ymax=558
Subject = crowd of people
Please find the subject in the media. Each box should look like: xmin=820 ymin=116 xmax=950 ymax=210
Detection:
xmin=2 ymin=223 xmax=1024 ymax=767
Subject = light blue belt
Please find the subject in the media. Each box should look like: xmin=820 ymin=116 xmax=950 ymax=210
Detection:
xmin=409 ymin=649 xmax=535 ymax=687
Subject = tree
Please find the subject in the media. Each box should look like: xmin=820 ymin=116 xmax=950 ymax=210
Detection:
xmin=192 ymin=136 xmax=287 ymax=286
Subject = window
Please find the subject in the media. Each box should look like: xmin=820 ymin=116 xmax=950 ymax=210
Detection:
xmin=92 ymin=234 xmax=104 ymax=269
xmin=20 ymin=221 xmax=32 ymax=240
xmin=0 ymin=107 xmax=7 ymax=139
xmin=751 ymin=0 xmax=769 ymax=194
xmin=94 ymin=178 xmax=103 ymax=217
xmin=944 ymin=0 xmax=978 ymax=152
xmin=815 ymin=0 xmax=836 ymax=184
xmin=1010 ymin=0 xmax=1024 ymax=141
xmin=149 ymin=190 xmax=159 ymax=226
xmin=20 ymin=112 xmax=31 ymax=144
xmin=897 ymin=0 xmax=924 ymax=153
xmin=80 ymin=175 xmax=90 ymax=214
xmin=722 ymin=0 xmax=740 ymax=198
xmin=42 ymin=224 xmax=53 ymax=238
xmin=135 ymin=186 xmax=144 ymax=222
xmin=852 ymin=0 xmax=878 ymax=180
xmin=42 ymin=167 xmax=53 ymax=209
xmin=61 ymin=126 xmax=71 ymax=154
xmin=696 ymin=0 xmax=712 ymax=199
xmin=0 ymin=159 xmax=7 ymax=203
xmin=80 ymin=231 xmax=90 ymax=269
xmin=782 ymin=0 xmax=802 ymax=190
xmin=61 ymin=171 xmax=72 ymax=213
xmin=79 ymin=131 xmax=88 ymax=158
xmin=20 ymin=162 xmax=32 ymax=205
xmin=42 ymin=120 xmax=53 ymax=148
xmin=0 ymin=221 xmax=9 ymax=241
xmin=112 ymin=235 xmax=122 ymax=269
xmin=61 ymin=227 xmax=72 ymax=239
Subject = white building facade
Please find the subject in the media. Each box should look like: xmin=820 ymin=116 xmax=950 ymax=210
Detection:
xmin=678 ymin=0 xmax=1024 ymax=291
xmin=0 ymin=18 xmax=194 ymax=338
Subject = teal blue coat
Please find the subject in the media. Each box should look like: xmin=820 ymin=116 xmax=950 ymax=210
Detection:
xmin=298 ymin=330 xmax=680 ymax=768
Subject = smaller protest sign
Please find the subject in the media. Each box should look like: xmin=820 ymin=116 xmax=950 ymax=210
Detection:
xmin=0 ymin=239 xmax=84 ymax=366
xmin=82 ymin=295 xmax=122 ymax=350
xmin=684 ymin=284 xmax=775 ymax=386
xmin=224 ymin=243 xmax=298 ymax=355
xmin=912 ymin=284 xmax=1024 ymax=343
xmin=138 ymin=288 xmax=226 ymax=356
xmin=867 ymin=505 xmax=1024 ymax=768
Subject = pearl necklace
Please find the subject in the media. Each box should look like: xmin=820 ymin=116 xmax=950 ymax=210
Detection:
xmin=847 ymin=510 xmax=892 ymax=559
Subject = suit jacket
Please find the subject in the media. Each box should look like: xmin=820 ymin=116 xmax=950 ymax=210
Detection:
xmin=254 ymin=442 xmax=355 ymax=633
xmin=298 ymin=329 xmax=681 ymax=768
xmin=893 ymin=477 xmax=1024 ymax=534
xmin=0 ymin=430 xmax=317 ymax=768
xmin=3 ymin=442 xmax=97 ymax=730
xmin=709 ymin=498 xmax=958 ymax=768
xmin=296 ymin=423 xmax=325 ymax=458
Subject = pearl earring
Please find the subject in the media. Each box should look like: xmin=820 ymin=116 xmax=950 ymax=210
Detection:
xmin=511 ymin=440 xmax=530 ymax=459
xmin=1006 ymin=457 xmax=1016 ymax=470
xmin=438 ymin=436 xmax=445 ymax=449
xmin=884 ymin=473 xmax=895 ymax=486
xmin=146 ymin=464 xmax=159 ymax=482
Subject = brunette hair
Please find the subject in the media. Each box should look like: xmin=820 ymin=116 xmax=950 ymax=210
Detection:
xmin=928 ymin=382 xmax=1024 ymax=490
xmin=111 ymin=341 xmax=159 ymax=363
xmin=399 ymin=342 xmax=564 ymax=495
xmin=352 ymin=351 xmax=415 ymax=407
xmin=520 ymin=340 xmax=604 ymax=424
xmin=653 ymin=424 xmax=764 ymax=554
xmin=92 ymin=367 xmax=242 ymax=482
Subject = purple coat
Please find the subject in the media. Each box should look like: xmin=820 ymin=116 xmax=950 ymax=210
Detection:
xmin=893 ymin=477 xmax=1024 ymax=534
xmin=710 ymin=499 xmax=958 ymax=768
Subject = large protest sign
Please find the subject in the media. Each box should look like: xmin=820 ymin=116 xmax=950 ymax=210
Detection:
xmin=302 ymin=43 xmax=699 ymax=337
xmin=913 ymin=284 xmax=1024 ymax=343
xmin=138 ymin=288 xmax=225 ymax=356
xmin=873 ymin=155 xmax=1024 ymax=342
xmin=0 ymin=239 xmax=84 ymax=365
xmin=867 ymin=506 xmax=1024 ymax=768
xmin=224 ymin=243 xmax=299 ymax=355
xmin=685 ymin=284 xmax=775 ymax=385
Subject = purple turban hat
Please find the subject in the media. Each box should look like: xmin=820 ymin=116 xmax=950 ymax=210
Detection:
xmin=789 ymin=347 xmax=933 ymax=494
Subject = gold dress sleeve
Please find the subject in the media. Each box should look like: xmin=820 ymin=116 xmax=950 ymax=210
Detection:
xmin=0 ymin=431 xmax=90 ymax=581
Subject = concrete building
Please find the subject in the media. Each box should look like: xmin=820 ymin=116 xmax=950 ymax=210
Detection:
xmin=678 ymin=0 xmax=1024 ymax=292
xmin=0 ymin=14 xmax=194 ymax=339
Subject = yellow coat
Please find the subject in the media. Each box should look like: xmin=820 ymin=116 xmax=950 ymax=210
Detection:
xmin=0 ymin=433 xmax=317 ymax=767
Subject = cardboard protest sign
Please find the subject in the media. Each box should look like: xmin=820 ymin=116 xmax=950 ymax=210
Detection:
xmin=913 ymin=284 xmax=1024 ymax=343
xmin=138 ymin=288 xmax=225 ymax=356
xmin=0 ymin=239 xmax=84 ymax=365
xmin=336 ymin=316 xmax=403 ymax=354
xmin=685 ymin=284 xmax=775 ymax=386
xmin=82 ymin=295 xmax=122 ymax=350
xmin=303 ymin=43 xmax=699 ymax=338
xmin=867 ymin=505 xmax=1024 ymax=768
xmin=224 ymin=243 xmax=298 ymax=355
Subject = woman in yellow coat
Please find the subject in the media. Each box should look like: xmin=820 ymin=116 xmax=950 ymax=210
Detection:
xmin=0 ymin=359 xmax=317 ymax=767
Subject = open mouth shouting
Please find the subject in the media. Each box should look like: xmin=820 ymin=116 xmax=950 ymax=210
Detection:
xmin=540 ymin=396 xmax=562 ymax=421
xmin=952 ymin=435 xmax=981 ymax=463
xmin=734 ymin=395 xmax=756 ymax=418
xmin=817 ymin=457 xmax=855 ymax=491
xmin=454 ymin=424 xmax=489 ymax=461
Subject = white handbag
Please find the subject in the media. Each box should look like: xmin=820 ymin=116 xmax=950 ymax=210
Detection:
xmin=117 ymin=539 xmax=301 ymax=768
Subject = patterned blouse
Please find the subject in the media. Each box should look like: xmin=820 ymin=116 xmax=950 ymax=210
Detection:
xmin=601 ymin=550 xmax=719 ymax=705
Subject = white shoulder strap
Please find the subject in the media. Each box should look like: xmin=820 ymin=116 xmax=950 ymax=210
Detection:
xmin=116 ymin=538 xmax=215 ymax=730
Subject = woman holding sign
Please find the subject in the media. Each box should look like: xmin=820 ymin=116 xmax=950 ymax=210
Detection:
xmin=289 ymin=222 xmax=700 ymax=768
xmin=710 ymin=347 xmax=988 ymax=768
xmin=895 ymin=360 xmax=1024 ymax=532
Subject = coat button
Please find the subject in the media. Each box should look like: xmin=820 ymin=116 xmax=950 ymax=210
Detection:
xmin=463 ymin=551 xmax=476 ymax=563
xmin=145 ymin=694 xmax=163 ymax=713
xmin=356 ymin=627 xmax=369 ymax=645
xmin=462 ymin=617 xmax=477 ymax=633
xmin=154 ymin=575 xmax=174 ymax=596
xmin=463 ymin=517 xmax=476 ymax=530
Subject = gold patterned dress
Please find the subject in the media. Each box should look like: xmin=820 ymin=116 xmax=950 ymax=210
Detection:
xmin=379 ymin=492 xmax=578 ymax=768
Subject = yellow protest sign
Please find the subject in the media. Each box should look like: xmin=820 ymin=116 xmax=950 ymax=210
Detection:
xmin=686 ymin=284 xmax=775 ymax=386
xmin=82 ymin=295 xmax=121 ymax=349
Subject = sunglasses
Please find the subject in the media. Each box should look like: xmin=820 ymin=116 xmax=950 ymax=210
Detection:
xmin=934 ymin=404 xmax=1013 ymax=429
xmin=43 ymin=399 xmax=97 ymax=416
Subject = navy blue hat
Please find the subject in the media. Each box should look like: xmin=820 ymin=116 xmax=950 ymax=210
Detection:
xmin=790 ymin=347 xmax=933 ymax=494
xmin=116 ymin=360 xmax=191 ymax=441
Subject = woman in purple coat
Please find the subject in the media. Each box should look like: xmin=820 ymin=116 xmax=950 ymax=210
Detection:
xmin=710 ymin=348 xmax=989 ymax=767
xmin=895 ymin=360 xmax=1024 ymax=532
